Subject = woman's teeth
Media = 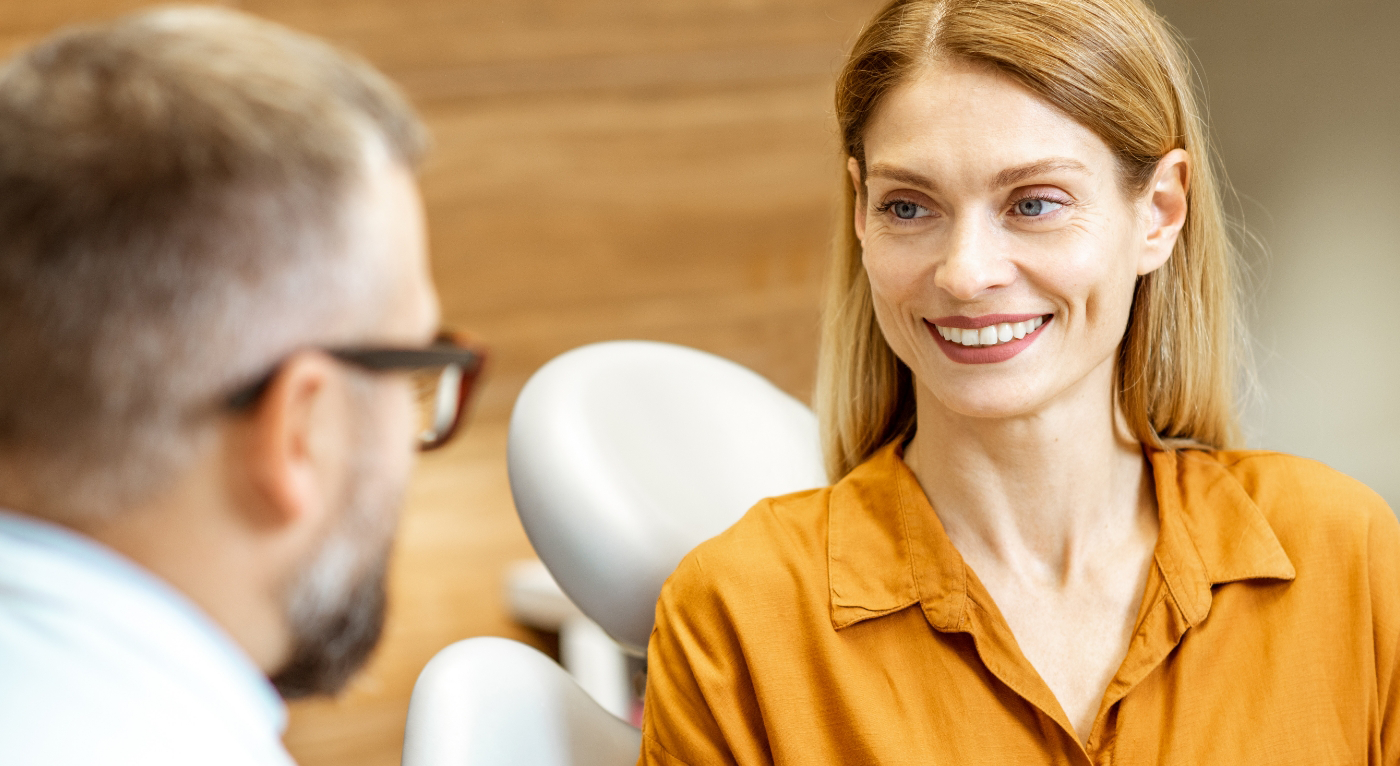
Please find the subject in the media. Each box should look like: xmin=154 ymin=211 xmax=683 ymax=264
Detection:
xmin=934 ymin=316 xmax=1045 ymax=347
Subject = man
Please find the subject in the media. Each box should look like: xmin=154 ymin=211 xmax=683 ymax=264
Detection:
xmin=0 ymin=7 xmax=480 ymax=764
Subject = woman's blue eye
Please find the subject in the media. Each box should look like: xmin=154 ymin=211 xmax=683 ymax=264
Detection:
xmin=1015 ymin=198 xmax=1063 ymax=216
xmin=892 ymin=201 xmax=922 ymax=219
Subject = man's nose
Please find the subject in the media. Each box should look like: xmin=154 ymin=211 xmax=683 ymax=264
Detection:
xmin=932 ymin=217 xmax=1016 ymax=301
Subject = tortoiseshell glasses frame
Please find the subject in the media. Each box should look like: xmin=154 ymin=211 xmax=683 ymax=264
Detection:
xmin=227 ymin=331 xmax=486 ymax=451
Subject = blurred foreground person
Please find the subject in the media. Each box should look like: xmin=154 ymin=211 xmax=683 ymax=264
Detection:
xmin=0 ymin=8 xmax=482 ymax=765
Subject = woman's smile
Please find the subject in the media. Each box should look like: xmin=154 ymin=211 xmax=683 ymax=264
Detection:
xmin=928 ymin=313 xmax=1051 ymax=363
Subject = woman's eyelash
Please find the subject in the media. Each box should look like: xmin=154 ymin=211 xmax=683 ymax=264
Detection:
xmin=873 ymin=199 xmax=927 ymax=214
xmin=1011 ymin=194 xmax=1072 ymax=208
xmin=870 ymin=195 xmax=1072 ymax=217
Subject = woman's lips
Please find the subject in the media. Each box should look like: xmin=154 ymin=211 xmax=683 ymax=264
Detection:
xmin=926 ymin=314 xmax=1052 ymax=364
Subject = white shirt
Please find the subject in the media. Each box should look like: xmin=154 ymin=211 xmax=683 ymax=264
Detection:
xmin=0 ymin=509 xmax=297 ymax=766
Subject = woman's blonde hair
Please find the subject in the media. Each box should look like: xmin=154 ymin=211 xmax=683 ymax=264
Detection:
xmin=818 ymin=0 xmax=1241 ymax=480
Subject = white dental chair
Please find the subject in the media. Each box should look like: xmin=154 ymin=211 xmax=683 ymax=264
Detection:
xmin=402 ymin=341 xmax=827 ymax=766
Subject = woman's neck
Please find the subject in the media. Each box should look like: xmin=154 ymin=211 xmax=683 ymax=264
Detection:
xmin=902 ymin=361 xmax=1154 ymax=584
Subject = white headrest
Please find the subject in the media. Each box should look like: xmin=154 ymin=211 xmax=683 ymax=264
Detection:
xmin=507 ymin=341 xmax=826 ymax=652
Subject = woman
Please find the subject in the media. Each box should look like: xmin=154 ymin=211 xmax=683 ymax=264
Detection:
xmin=639 ymin=0 xmax=1400 ymax=763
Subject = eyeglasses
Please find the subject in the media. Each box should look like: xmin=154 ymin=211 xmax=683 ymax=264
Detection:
xmin=227 ymin=330 xmax=486 ymax=451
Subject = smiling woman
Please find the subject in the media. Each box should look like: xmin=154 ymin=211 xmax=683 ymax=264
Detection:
xmin=638 ymin=0 xmax=1400 ymax=764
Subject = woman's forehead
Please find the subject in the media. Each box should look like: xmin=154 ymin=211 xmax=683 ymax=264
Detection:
xmin=863 ymin=61 xmax=1114 ymax=189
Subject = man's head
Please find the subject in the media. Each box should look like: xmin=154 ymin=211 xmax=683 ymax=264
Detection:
xmin=0 ymin=6 xmax=440 ymax=696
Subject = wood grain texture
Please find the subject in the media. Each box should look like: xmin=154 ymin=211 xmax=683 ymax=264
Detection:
xmin=0 ymin=1 xmax=878 ymax=763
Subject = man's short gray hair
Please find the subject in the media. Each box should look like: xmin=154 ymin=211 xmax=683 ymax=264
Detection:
xmin=0 ymin=6 xmax=428 ymax=521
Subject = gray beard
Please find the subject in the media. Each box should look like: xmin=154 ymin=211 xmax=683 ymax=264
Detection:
xmin=270 ymin=540 xmax=390 ymax=699
xmin=271 ymin=392 xmax=405 ymax=699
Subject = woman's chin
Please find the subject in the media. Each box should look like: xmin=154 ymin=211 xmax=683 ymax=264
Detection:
xmin=927 ymin=389 xmax=1047 ymax=422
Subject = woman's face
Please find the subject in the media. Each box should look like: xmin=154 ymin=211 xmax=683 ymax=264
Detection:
xmin=853 ymin=60 xmax=1186 ymax=422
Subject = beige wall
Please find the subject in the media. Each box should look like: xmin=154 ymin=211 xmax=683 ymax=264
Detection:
xmin=1152 ymin=0 xmax=1400 ymax=507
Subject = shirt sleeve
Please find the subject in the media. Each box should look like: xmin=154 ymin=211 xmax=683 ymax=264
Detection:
xmin=1368 ymin=496 xmax=1400 ymax=763
xmin=638 ymin=550 xmax=772 ymax=766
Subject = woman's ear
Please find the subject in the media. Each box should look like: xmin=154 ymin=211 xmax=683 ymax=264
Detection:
xmin=848 ymin=156 xmax=867 ymax=243
xmin=1138 ymin=148 xmax=1191 ymax=276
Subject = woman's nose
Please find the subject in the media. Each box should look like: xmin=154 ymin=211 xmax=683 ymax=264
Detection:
xmin=932 ymin=218 xmax=1016 ymax=301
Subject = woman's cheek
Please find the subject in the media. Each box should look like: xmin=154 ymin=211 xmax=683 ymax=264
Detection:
xmin=1020 ymin=238 xmax=1104 ymax=305
xmin=865 ymin=262 xmax=930 ymax=366
xmin=869 ymin=288 xmax=920 ymax=368
xmin=1037 ymin=240 xmax=1139 ymax=344
xmin=864 ymin=238 xmax=933 ymax=303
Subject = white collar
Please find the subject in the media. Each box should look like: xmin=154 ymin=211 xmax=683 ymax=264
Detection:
xmin=0 ymin=508 xmax=288 ymax=739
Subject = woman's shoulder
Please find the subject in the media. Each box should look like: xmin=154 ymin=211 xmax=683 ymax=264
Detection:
xmin=1180 ymin=448 xmax=1397 ymax=558
xmin=1188 ymin=448 xmax=1389 ymax=513
xmin=659 ymin=485 xmax=834 ymax=610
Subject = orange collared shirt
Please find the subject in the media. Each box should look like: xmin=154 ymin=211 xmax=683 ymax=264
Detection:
xmin=640 ymin=444 xmax=1400 ymax=765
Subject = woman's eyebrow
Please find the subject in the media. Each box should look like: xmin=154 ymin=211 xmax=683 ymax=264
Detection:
xmin=992 ymin=158 xmax=1090 ymax=189
xmin=865 ymin=158 xmax=1091 ymax=193
xmin=866 ymin=163 xmax=938 ymax=191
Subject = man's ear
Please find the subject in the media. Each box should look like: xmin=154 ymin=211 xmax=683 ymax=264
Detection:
xmin=848 ymin=156 xmax=867 ymax=243
xmin=239 ymin=351 xmax=347 ymax=531
xmin=1138 ymin=148 xmax=1191 ymax=276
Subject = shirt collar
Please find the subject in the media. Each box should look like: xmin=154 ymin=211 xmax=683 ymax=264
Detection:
xmin=0 ymin=508 xmax=289 ymax=735
xmin=827 ymin=443 xmax=1296 ymax=632
xmin=1147 ymin=447 xmax=1296 ymax=624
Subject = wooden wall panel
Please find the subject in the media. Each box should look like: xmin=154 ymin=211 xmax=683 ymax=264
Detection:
xmin=0 ymin=1 xmax=880 ymax=763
